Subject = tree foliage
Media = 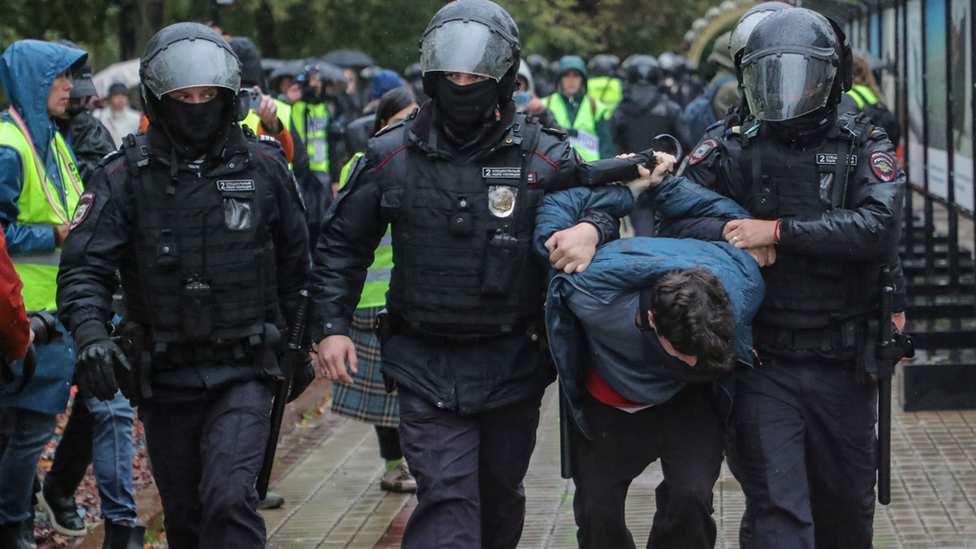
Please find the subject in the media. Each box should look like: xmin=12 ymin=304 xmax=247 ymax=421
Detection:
xmin=0 ymin=0 xmax=721 ymax=75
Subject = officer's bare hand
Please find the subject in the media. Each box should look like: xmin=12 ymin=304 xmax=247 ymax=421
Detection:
xmin=545 ymin=222 xmax=599 ymax=274
xmin=621 ymin=152 xmax=676 ymax=195
xmin=526 ymin=99 xmax=545 ymax=115
xmin=314 ymin=335 xmax=357 ymax=385
xmin=723 ymin=219 xmax=778 ymax=249
xmin=254 ymin=87 xmax=283 ymax=134
xmin=53 ymin=224 xmax=70 ymax=246
xmin=746 ymin=245 xmax=777 ymax=267
xmin=892 ymin=311 xmax=907 ymax=332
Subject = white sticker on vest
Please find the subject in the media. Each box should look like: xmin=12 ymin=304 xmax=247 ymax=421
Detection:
xmin=217 ymin=180 xmax=256 ymax=192
xmin=482 ymin=167 xmax=522 ymax=179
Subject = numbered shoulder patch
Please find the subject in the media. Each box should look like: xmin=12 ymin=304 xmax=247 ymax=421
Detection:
xmin=70 ymin=192 xmax=95 ymax=230
xmin=688 ymin=138 xmax=718 ymax=165
xmin=870 ymin=151 xmax=897 ymax=182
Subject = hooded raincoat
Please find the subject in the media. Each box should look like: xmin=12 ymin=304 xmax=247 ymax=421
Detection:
xmin=0 ymin=40 xmax=85 ymax=414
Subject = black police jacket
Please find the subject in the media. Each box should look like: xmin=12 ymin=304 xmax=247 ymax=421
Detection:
xmin=311 ymin=103 xmax=619 ymax=413
xmin=58 ymin=111 xmax=116 ymax=183
xmin=675 ymin=113 xmax=906 ymax=357
xmin=57 ymin=125 xmax=311 ymax=392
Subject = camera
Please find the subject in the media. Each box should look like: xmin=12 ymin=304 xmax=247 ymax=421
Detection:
xmin=29 ymin=310 xmax=61 ymax=346
xmin=242 ymin=88 xmax=263 ymax=111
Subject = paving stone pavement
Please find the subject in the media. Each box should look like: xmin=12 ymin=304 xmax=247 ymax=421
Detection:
xmin=261 ymin=364 xmax=976 ymax=548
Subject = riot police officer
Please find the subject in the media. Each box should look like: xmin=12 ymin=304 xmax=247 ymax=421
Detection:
xmin=678 ymin=9 xmax=905 ymax=548
xmin=312 ymin=2 xmax=619 ymax=548
xmin=56 ymin=23 xmax=312 ymax=549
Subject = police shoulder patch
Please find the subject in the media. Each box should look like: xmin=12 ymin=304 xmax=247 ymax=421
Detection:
xmin=70 ymin=192 xmax=95 ymax=230
xmin=870 ymin=151 xmax=897 ymax=182
xmin=688 ymin=138 xmax=718 ymax=165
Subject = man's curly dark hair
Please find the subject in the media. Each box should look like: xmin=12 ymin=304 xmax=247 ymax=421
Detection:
xmin=647 ymin=268 xmax=736 ymax=371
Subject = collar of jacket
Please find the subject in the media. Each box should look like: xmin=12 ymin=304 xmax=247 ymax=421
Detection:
xmin=146 ymin=124 xmax=251 ymax=176
xmin=407 ymin=101 xmax=518 ymax=162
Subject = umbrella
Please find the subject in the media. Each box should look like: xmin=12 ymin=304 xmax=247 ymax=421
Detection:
xmin=305 ymin=60 xmax=349 ymax=84
xmin=268 ymin=59 xmax=306 ymax=83
xmin=92 ymin=59 xmax=141 ymax=99
xmin=322 ymin=49 xmax=374 ymax=69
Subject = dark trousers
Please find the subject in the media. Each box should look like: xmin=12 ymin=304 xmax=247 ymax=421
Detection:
xmin=571 ymin=386 xmax=723 ymax=549
xmin=397 ymin=386 xmax=543 ymax=549
xmin=0 ymin=409 xmax=57 ymax=524
xmin=375 ymin=426 xmax=403 ymax=461
xmin=733 ymin=357 xmax=878 ymax=549
xmin=139 ymin=380 xmax=273 ymax=549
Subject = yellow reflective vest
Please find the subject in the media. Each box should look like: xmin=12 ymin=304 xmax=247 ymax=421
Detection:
xmin=542 ymin=93 xmax=607 ymax=162
xmin=339 ymin=152 xmax=391 ymax=309
xmin=0 ymin=109 xmax=82 ymax=311
xmin=292 ymin=101 xmax=330 ymax=175
xmin=242 ymin=99 xmax=294 ymax=168
xmin=587 ymin=77 xmax=623 ymax=113
xmin=846 ymin=84 xmax=880 ymax=109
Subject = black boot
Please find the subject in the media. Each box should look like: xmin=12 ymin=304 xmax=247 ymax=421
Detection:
xmin=101 ymin=520 xmax=145 ymax=549
xmin=36 ymin=487 xmax=86 ymax=536
xmin=0 ymin=518 xmax=36 ymax=549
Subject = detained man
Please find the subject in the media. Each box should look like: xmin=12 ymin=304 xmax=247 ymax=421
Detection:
xmin=535 ymin=157 xmax=766 ymax=549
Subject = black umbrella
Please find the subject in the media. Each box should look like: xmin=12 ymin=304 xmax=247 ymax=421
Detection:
xmin=305 ymin=60 xmax=349 ymax=84
xmin=322 ymin=49 xmax=374 ymax=69
xmin=268 ymin=59 xmax=309 ymax=82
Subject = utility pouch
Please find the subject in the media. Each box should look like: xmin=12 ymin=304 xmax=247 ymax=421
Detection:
xmin=115 ymin=323 xmax=153 ymax=404
xmin=182 ymin=280 xmax=214 ymax=340
xmin=855 ymin=318 xmax=880 ymax=384
xmin=156 ymin=230 xmax=179 ymax=270
xmin=482 ymin=231 xmax=522 ymax=295
xmin=375 ymin=309 xmax=396 ymax=347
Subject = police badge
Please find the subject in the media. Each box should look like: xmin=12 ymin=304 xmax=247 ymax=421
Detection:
xmin=488 ymin=186 xmax=517 ymax=218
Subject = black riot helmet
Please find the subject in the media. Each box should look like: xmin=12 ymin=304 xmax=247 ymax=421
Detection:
xmin=741 ymin=8 xmax=850 ymax=122
xmin=526 ymin=54 xmax=548 ymax=77
xmin=657 ymin=52 xmax=681 ymax=75
xmin=730 ymin=2 xmax=793 ymax=73
xmin=229 ymin=36 xmax=267 ymax=92
xmin=140 ymin=22 xmax=246 ymax=128
xmin=419 ymin=0 xmax=521 ymax=102
xmin=588 ymin=54 xmax=620 ymax=79
xmin=622 ymin=55 xmax=662 ymax=85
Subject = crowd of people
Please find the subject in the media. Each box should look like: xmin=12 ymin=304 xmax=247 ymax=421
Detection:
xmin=0 ymin=0 xmax=909 ymax=548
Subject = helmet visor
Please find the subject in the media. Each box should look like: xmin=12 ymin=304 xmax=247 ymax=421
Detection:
xmin=142 ymin=39 xmax=241 ymax=98
xmin=742 ymin=52 xmax=836 ymax=121
xmin=421 ymin=20 xmax=516 ymax=81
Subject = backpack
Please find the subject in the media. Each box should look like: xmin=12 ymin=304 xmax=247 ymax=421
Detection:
xmin=683 ymin=75 xmax=737 ymax=145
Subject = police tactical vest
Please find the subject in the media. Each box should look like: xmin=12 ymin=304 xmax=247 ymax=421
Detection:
xmin=381 ymin=116 xmax=545 ymax=331
xmin=737 ymin=115 xmax=882 ymax=323
xmin=0 ymin=109 xmax=83 ymax=312
xmin=120 ymin=134 xmax=280 ymax=345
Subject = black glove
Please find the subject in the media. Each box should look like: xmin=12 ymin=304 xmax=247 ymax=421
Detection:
xmin=285 ymin=350 xmax=315 ymax=403
xmin=73 ymin=320 xmax=131 ymax=401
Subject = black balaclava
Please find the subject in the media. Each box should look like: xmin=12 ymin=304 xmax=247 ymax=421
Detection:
xmin=768 ymin=105 xmax=837 ymax=146
xmin=157 ymin=93 xmax=229 ymax=158
xmin=434 ymin=76 xmax=499 ymax=144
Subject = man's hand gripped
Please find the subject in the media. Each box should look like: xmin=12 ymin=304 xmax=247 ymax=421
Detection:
xmin=621 ymin=151 xmax=676 ymax=196
xmin=545 ymin=222 xmax=599 ymax=274
xmin=313 ymin=335 xmax=358 ymax=385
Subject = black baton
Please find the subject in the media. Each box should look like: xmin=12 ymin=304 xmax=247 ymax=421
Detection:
xmin=877 ymin=269 xmax=894 ymax=505
xmin=559 ymin=385 xmax=573 ymax=479
xmin=257 ymin=290 xmax=310 ymax=500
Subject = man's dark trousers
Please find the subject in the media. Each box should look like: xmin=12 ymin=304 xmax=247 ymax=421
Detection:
xmin=397 ymin=386 xmax=543 ymax=549
xmin=733 ymin=357 xmax=878 ymax=549
xmin=571 ymin=385 xmax=724 ymax=549
xmin=138 ymin=379 xmax=273 ymax=549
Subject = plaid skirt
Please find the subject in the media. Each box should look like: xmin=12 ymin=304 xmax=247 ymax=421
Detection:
xmin=329 ymin=306 xmax=400 ymax=428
